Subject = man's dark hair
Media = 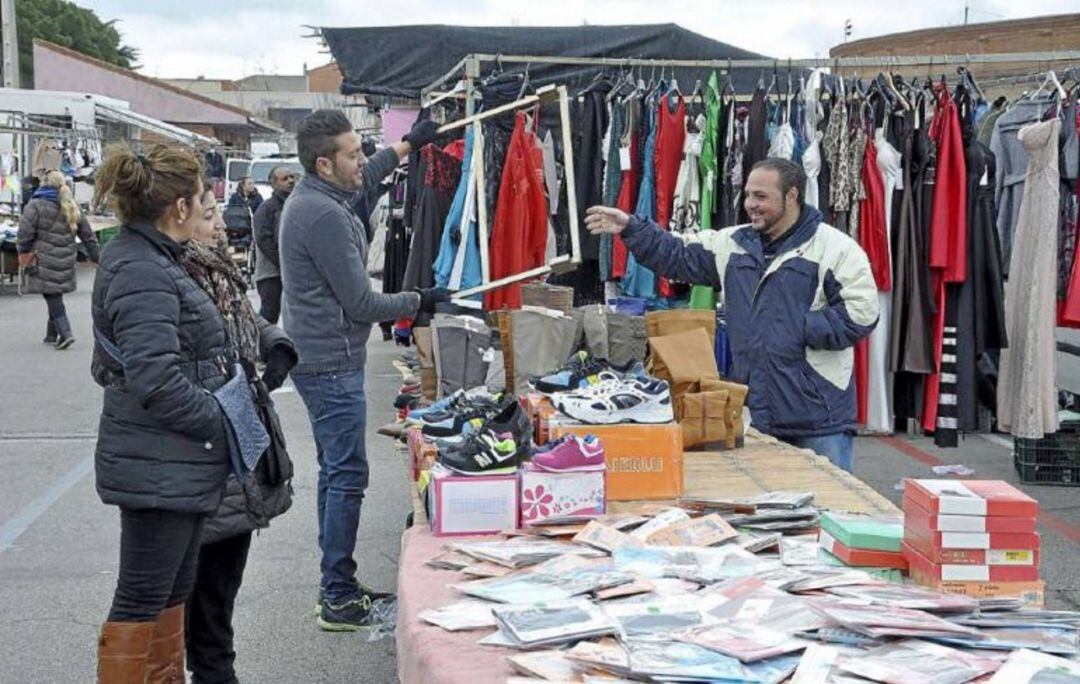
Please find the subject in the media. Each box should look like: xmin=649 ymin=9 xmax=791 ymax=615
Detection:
xmin=751 ymin=158 xmax=806 ymax=207
xmin=268 ymin=165 xmax=290 ymax=183
xmin=297 ymin=109 xmax=353 ymax=174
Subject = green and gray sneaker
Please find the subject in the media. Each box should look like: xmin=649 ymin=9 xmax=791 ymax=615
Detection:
xmin=314 ymin=586 xmax=394 ymax=618
xmin=316 ymin=595 xmax=375 ymax=632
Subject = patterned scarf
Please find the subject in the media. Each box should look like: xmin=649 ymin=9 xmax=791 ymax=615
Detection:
xmin=180 ymin=241 xmax=260 ymax=364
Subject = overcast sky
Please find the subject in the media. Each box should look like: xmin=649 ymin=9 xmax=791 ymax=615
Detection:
xmin=77 ymin=0 xmax=1078 ymax=80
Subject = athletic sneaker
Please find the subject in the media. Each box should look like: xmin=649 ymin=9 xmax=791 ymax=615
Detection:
xmin=438 ymin=430 xmax=521 ymax=475
xmin=418 ymin=399 xmax=500 ymax=437
xmin=472 ymin=397 xmax=533 ymax=445
xmin=314 ymin=585 xmax=394 ymax=618
xmin=554 ymin=377 xmax=674 ymax=425
xmin=532 ymin=352 xmax=647 ymax=394
xmin=316 ymin=595 xmax=376 ymax=631
xmin=406 ymin=389 xmax=467 ymax=422
xmin=530 ymin=434 xmax=605 ymax=472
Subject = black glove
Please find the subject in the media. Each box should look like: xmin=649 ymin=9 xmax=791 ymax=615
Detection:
xmin=261 ymin=344 xmax=297 ymax=392
xmin=415 ymin=287 xmax=452 ymax=314
xmin=403 ymin=118 xmax=439 ymax=150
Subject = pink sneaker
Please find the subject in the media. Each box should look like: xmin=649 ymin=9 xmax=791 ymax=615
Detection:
xmin=530 ymin=434 xmax=605 ymax=472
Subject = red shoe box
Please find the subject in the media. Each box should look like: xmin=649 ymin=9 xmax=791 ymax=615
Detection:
xmin=904 ymin=522 xmax=1040 ymax=565
xmin=904 ymin=479 xmax=1037 ymax=518
xmin=903 ymin=495 xmax=1036 ymax=533
xmin=903 ymin=541 xmax=1040 ymax=583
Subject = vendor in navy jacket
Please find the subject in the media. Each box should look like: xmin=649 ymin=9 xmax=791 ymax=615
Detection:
xmin=586 ymin=158 xmax=878 ymax=471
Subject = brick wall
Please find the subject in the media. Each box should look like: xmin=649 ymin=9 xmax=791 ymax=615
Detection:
xmin=307 ymin=62 xmax=343 ymax=93
xmin=830 ymin=13 xmax=1080 ymax=95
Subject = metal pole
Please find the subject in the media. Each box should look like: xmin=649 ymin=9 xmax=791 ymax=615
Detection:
xmin=1 ymin=0 xmax=19 ymax=89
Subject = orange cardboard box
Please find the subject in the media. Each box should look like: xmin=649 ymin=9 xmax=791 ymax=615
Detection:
xmin=549 ymin=419 xmax=684 ymax=501
xmin=521 ymin=393 xmax=559 ymax=445
xmin=909 ymin=566 xmax=1046 ymax=608
xmin=406 ymin=428 xmax=438 ymax=481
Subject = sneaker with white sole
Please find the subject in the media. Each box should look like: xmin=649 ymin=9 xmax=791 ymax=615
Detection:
xmin=438 ymin=430 xmax=521 ymax=475
xmin=554 ymin=378 xmax=674 ymax=425
xmin=530 ymin=434 xmax=606 ymax=472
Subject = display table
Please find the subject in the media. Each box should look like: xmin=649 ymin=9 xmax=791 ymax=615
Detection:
xmin=395 ymin=429 xmax=898 ymax=684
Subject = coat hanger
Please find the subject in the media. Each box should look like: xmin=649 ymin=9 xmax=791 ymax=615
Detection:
xmin=1029 ymin=69 xmax=1066 ymax=101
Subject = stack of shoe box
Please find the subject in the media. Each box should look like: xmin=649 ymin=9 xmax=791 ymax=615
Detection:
xmin=817 ymin=512 xmax=908 ymax=570
xmin=902 ymin=480 xmax=1044 ymax=607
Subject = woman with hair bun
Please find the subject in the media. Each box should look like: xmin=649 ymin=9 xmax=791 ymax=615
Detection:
xmin=90 ymin=144 xmax=238 ymax=683
xmin=16 ymin=169 xmax=99 ymax=348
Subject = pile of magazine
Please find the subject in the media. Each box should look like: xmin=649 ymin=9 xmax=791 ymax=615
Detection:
xmin=412 ymin=496 xmax=1080 ymax=683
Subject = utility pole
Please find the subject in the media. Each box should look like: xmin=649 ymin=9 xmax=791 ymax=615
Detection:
xmin=843 ymin=19 xmax=853 ymax=43
xmin=964 ymin=1 xmax=970 ymax=25
xmin=0 ymin=0 xmax=19 ymax=88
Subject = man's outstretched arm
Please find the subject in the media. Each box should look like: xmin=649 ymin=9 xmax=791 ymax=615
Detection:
xmin=585 ymin=206 xmax=724 ymax=290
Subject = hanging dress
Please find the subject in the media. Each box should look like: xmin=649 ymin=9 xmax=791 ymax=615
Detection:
xmin=484 ymin=111 xmax=550 ymax=311
xmin=671 ymin=114 xmax=705 ymax=235
xmin=622 ymin=95 xmax=659 ymax=299
xmin=653 ymin=89 xmax=687 ymax=298
xmin=997 ymin=118 xmax=1062 ymax=439
xmin=862 ymin=128 xmax=901 ymax=433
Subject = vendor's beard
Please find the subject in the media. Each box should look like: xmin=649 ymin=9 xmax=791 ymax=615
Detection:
xmin=330 ymin=161 xmax=362 ymax=192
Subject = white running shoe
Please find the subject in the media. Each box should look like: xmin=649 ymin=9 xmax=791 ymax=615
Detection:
xmin=554 ymin=378 xmax=674 ymax=425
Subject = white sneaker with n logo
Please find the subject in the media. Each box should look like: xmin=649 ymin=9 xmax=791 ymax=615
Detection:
xmin=555 ymin=378 xmax=674 ymax=425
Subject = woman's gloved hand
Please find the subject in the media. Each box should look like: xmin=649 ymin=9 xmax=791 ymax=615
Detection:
xmin=261 ymin=344 xmax=297 ymax=392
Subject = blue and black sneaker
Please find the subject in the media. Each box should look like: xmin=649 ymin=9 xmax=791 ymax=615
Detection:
xmin=532 ymin=352 xmax=648 ymax=394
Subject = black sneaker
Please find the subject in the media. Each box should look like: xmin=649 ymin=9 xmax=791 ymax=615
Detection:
xmin=438 ymin=430 xmax=520 ymax=475
xmin=476 ymin=397 xmax=533 ymax=445
xmin=314 ymin=586 xmax=394 ymax=617
xmin=419 ymin=400 xmax=499 ymax=437
xmin=316 ymin=595 xmax=376 ymax=632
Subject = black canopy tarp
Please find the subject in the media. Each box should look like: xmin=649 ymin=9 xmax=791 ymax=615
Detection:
xmin=320 ymin=23 xmax=768 ymax=99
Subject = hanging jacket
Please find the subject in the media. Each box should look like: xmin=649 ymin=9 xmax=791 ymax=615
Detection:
xmin=434 ymin=125 xmax=483 ymax=294
xmin=620 ymin=206 xmax=878 ymax=437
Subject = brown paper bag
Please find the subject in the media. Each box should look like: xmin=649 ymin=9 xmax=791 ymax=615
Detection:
xmin=680 ymin=390 xmax=729 ymax=449
xmin=700 ymin=378 xmax=747 ymax=449
xmin=645 ymin=310 xmax=716 ymax=378
xmin=648 ymin=327 xmax=720 ymax=399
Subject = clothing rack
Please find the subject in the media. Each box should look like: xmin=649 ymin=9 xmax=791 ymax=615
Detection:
xmin=421 ymin=51 xmax=1080 ymax=107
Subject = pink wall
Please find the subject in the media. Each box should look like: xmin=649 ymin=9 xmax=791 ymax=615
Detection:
xmin=34 ymin=44 xmax=248 ymax=126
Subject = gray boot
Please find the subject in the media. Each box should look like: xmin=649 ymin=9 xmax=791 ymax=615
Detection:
xmin=53 ymin=315 xmax=75 ymax=350
xmin=43 ymin=319 xmax=57 ymax=345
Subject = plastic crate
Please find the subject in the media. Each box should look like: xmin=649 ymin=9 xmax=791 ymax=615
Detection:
xmin=1014 ymin=426 xmax=1080 ymax=486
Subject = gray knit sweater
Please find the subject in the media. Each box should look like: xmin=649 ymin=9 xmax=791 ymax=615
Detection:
xmin=280 ymin=149 xmax=419 ymax=375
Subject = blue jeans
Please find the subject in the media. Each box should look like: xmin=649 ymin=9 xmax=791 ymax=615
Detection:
xmin=782 ymin=432 xmax=854 ymax=472
xmin=292 ymin=369 xmax=368 ymax=603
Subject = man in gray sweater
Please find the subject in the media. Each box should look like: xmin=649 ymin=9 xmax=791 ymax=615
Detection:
xmin=280 ymin=109 xmax=447 ymax=631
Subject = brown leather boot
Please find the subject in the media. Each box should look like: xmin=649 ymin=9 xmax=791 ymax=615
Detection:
xmin=702 ymin=379 xmax=748 ymax=449
xmin=145 ymin=603 xmax=186 ymax=683
xmin=97 ymin=620 xmax=153 ymax=683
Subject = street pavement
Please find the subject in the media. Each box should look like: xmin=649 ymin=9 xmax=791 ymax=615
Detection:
xmin=1 ymin=263 xmax=1079 ymax=683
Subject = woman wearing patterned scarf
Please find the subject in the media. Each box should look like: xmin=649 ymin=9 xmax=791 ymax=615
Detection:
xmin=180 ymin=187 xmax=297 ymax=684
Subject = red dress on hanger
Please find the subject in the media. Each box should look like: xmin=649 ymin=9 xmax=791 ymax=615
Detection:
xmin=922 ymin=90 xmax=968 ymax=433
xmin=855 ymin=139 xmax=890 ymax=426
xmin=611 ymin=116 xmax=641 ymax=280
xmin=653 ymin=92 xmax=687 ymax=298
xmin=485 ymin=111 xmax=550 ymax=310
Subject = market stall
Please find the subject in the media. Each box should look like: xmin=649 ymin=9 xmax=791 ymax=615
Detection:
xmin=396 ymin=431 xmax=898 ymax=684
xmin=317 ymin=28 xmax=1080 ymax=681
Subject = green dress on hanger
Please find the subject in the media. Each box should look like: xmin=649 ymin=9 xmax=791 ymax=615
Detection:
xmin=691 ymin=71 xmax=722 ymax=310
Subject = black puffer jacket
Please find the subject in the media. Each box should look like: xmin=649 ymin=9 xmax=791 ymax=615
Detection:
xmin=91 ymin=221 xmax=234 ymax=513
xmin=17 ymin=197 xmax=100 ymax=294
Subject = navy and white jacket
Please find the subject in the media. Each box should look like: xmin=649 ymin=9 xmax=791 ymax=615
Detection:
xmin=622 ymin=206 xmax=878 ymax=437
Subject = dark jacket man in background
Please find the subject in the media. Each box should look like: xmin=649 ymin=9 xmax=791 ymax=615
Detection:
xmin=252 ymin=166 xmax=296 ymax=323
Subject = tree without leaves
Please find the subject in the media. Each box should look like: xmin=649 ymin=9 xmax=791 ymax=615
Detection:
xmin=15 ymin=0 xmax=139 ymax=87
